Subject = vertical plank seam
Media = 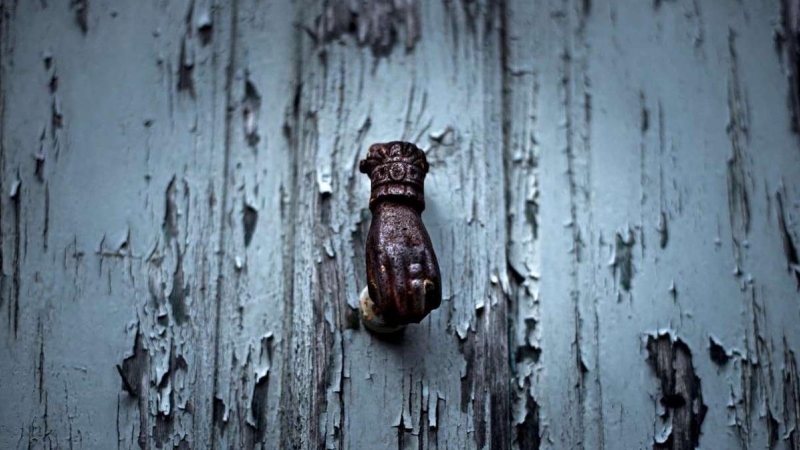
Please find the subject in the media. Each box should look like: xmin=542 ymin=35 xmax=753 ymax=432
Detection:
xmin=277 ymin=2 xmax=304 ymax=446
xmin=560 ymin=1 xmax=587 ymax=445
xmin=211 ymin=0 xmax=240 ymax=447
xmin=497 ymin=1 xmax=518 ymax=449
xmin=0 ymin=0 xmax=16 ymax=340
xmin=0 ymin=0 xmax=5 ymax=308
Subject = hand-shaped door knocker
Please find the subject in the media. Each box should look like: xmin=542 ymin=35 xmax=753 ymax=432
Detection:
xmin=358 ymin=142 xmax=442 ymax=333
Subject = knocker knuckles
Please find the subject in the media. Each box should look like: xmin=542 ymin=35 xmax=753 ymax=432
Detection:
xmin=368 ymin=241 xmax=439 ymax=326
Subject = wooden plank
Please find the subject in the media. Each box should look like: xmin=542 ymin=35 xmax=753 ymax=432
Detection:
xmin=503 ymin=0 xmax=542 ymax=448
xmin=209 ymin=0 xmax=298 ymax=448
xmin=276 ymin=1 xmax=511 ymax=448
xmin=3 ymin=1 xmax=800 ymax=449
xmin=0 ymin=1 xmax=229 ymax=447
xmin=507 ymin=0 xmax=800 ymax=448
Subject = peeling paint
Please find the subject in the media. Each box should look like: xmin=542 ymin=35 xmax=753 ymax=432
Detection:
xmin=117 ymin=328 xmax=149 ymax=447
xmin=242 ymin=201 xmax=258 ymax=247
xmin=783 ymin=343 xmax=800 ymax=450
xmin=42 ymin=182 xmax=49 ymax=251
xmin=168 ymin=248 xmax=189 ymax=325
xmin=196 ymin=8 xmax=213 ymax=45
xmin=250 ymin=353 xmax=271 ymax=443
xmin=8 ymin=173 xmax=21 ymax=338
xmin=70 ymin=0 xmax=88 ymax=34
xmin=2 ymin=1 xmax=800 ymax=449
xmin=163 ymin=176 xmax=179 ymax=241
xmin=776 ymin=189 xmax=800 ymax=288
xmin=34 ymin=150 xmax=45 ymax=183
xmin=610 ymin=227 xmax=635 ymax=292
xmin=177 ymin=37 xmax=195 ymax=97
xmin=708 ymin=336 xmax=731 ymax=366
xmin=307 ymin=0 xmax=420 ymax=57
xmin=51 ymin=96 xmax=62 ymax=133
xmin=657 ymin=210 xmax=668 ymax=249
xmin=726 ymin=30 xmax=751 ymax=244
xmin=777 ymin=0 xmax=800 ymax=133
xmin=647 ymin=334 xmax=707 ymax=449
xmin=242 ymin=75 xmax=261 ymax=148
xmin=515 ymin=394 xmax=540 ymax=450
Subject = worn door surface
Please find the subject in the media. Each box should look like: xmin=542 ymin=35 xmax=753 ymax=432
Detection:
xmin=2 ymin=0 xmax=800 ymax=449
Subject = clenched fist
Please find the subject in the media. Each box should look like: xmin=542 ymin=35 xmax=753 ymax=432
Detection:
xmin=359 ymin=142 xmax=442 ymax=331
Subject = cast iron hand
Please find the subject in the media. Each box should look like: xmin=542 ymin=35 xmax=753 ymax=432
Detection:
xmin=359 ymin=142 xmax=441 ymax=331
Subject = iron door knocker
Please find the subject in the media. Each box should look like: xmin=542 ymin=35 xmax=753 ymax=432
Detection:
xmin=358 ymin=141 xmax=442 ymax=333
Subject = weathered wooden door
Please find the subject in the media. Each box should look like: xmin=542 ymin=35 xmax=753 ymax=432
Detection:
xmin=2 ymin=0 xmax=800 ymax=449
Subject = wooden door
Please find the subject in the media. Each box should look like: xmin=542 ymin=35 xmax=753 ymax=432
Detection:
xmin=2 ymin=1 xmax=800 ymax=449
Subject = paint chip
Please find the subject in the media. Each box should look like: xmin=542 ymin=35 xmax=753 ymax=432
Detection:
xmin=708 ymin=337 xmax=730 ymax=366
xmin=9 ymin=179 xmax=20 ymax=198
xmin=243 ymin=202 xmax=258 ymax=247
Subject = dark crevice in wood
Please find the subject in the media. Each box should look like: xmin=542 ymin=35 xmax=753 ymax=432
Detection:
xmin=611 ymin=229 xmax=635 ymax=292
xmin=249 ymin=374 xmax=271 ymax=444
xmin=211 ymin=0 xmax=241 ymax=446
xmin=50 ymin=97 xmax=61 ymax=139
xmin=246 ymin=334 xmax=273 ymax=446
xmin=783 ymin=341 xmax=800 ymax=450
xmin=197 ymin=6 xmax=213 ymax=46
xmin=458 ymin=320 xmax=474 ymax=411
xmin=0 ymin=1 xmax=5 ymax=320
xmin=776 ymin=190 xmax=800 ymax=289
xmin=777 ymin=0 xmax=800 ymax=134
xmin=36 ymin=317 xmax=45 ymax=402
xmin=708 ymin=337 xmax=730 ymax=366
xmin=561 ymin=10 xmax=588 ymax=446
xmin=501 ymin=0 xmax=543 ymax=445
xmin=242 ymin=200 xmax=258 ymax=247
xmin=242 ymin=74 xmax=261 ymax=149
xmin=516 ymin=392 xmax=540 ymax=450
xmin=277 ymin=2 xmax=304 ymax=447
xmin=42 ymin=182 xmax=48 ymax=251
xmin=315 ymin=206 xmax=341 ymax=447
xmin=646 ymin=335 xmax=707 ymax=449
xmin=10 ymin=170 xmax=20 ymax=338
xmin=116 ymin=328 xmax=149 ymax=448
xmin=168 ymin=243 xmax=189 ymax=326
xmin=725 ymin=30 xmax=751 ymax=245
xmin=178 ymin=1 xmax=196 ymax=98
xmin=306 ymin=0 xmax=420 ymax=58
xmin=177 ymin=38 xmax=195 ymax=97
xmin=70 ymin=0 xmax=87 ymax=34
xmin=163 ymin=175 xmax=179 ymax=241
xmin=154 ymin=339 xmax=180 ymax=448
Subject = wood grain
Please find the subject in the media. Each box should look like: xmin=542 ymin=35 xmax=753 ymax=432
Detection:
xmin=1 ymin=1 xmax=800 ymax=449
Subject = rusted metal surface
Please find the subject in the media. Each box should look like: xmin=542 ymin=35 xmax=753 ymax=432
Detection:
xmin=359 ymin=141 xmax=442 ymax=331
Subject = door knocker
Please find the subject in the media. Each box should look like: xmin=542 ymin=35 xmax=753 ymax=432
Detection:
xmin=358 ymin=141 xmax=442 ymax=334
